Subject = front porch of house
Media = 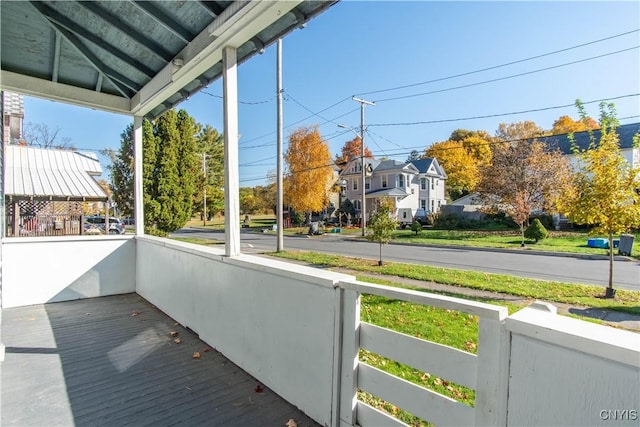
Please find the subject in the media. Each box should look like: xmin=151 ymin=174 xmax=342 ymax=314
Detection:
xmin=2 ymin=235 xmax=638 ymax=426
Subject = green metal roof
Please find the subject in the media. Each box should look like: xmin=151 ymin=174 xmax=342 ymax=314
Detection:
xmin=1 ymin=0 xmax=337 ymax=120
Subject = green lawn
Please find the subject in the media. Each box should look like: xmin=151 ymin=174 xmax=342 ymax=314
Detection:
xmin=392 ymin=229 xmax=640 ymax=257
xmin=269 ymin=251 xmax=640 ymax=315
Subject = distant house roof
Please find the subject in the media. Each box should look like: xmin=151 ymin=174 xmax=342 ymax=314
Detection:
xmin=410 ymin=158 xmax=448 ymax=179
xmin=4 ymin=145 xmax=108 ymax=201
xmin=366 ymin=187 xmax=410 ymax=198
xmin=538 ymin=122 xmax=640 ymax=154
xmin=374 ymin=159 xmax=415 ymax=173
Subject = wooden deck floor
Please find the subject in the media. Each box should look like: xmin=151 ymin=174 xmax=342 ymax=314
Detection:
xmin=1 ymin=293 xmax=320 ymax=427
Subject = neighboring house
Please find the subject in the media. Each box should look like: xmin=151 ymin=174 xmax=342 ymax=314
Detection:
xmin=538 ymin=122 xmax=640 ymax=168
xmin=410 ymin=158 xmax=448 ymax=214
xmin=4 ymin=145 xmax=108 ymax=236
xmin=339 ymin=156 xmax=447 ymax=222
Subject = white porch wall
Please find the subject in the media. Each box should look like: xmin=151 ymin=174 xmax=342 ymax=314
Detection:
xmin=506 ymin=307 xmax=640 ymax=426
xmin=135 ymin=235 xmax=355 ymax=427
xmin=1 ymin=236 xmax=135 ymax=308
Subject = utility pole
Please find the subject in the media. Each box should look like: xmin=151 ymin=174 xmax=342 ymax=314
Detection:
xmin=352 ymin=96 xmax=375 ymax=237
xmin=202 ymin=152 xmax=207 ymax=226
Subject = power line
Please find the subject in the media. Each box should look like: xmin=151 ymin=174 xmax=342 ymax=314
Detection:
xmin=239 ymin=96 xmax=352 ymax=145
xmin=200 ymin=90 xmax=275 ymax=105
xmin=369 ymin=94 xmax=640 ymax=127
xmin=354 ymin=29 xmax=639 ymax=97
xmin=374 ymin=46 xmax=639 ymax=103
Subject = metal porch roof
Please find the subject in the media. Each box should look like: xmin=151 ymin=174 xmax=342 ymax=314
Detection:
xmin=5 ymin=145 xmax=107 ymax=200
xmin=0 ymin=0 xmax=338 ymax=120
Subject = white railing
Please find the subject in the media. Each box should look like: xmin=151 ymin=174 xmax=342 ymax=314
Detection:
xmin=337 ymin=281 xmax=509 ymax=427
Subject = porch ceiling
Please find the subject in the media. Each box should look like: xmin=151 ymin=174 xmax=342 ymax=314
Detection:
xmin=0 ymin=0 xmax=338 ymax=120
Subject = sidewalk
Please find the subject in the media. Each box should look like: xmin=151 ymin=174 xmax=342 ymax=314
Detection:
xmin=329 ymin=267 xmax=640 ymax=332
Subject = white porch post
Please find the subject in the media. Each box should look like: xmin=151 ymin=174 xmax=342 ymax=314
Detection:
xmin=223 ymin=46 xmax=240 ymax=257
xmin=133 ymin=115 xmax=144 ymax=235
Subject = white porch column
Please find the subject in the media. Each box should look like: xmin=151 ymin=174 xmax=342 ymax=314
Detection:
xmin=223 ymin=46 xmax=240 ymax=256
xmin=133 ymin=115 xmax=144 ymax=235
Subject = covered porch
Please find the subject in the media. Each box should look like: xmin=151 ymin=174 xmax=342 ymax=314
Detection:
xmin=2 ymin=1 xmax=639 ymax=426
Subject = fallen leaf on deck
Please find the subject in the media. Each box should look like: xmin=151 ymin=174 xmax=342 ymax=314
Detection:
xmin=254 ymin=384 xmax=264 ymax=393
xmin=174 ymin=338 xmax=181 ymax=344
xmin=131 ymin=311 xmax=141 ymax=317
xmin=204 ymin=346 xmax=212 ymax=352
xmin=192 ymin=352 xmax=201 ymax=359
xmin=286 ymin=419 xmax=297 ymax=427
xmin=170 ymin=331 xmax=179 ymax=337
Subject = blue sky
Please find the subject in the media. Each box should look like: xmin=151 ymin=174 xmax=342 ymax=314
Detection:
xmin=23 ymin=1 xmax=640 ymax=186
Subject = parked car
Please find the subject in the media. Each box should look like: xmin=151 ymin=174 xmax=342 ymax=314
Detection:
xmin=413 ymin=208 xmax=431 ymax=226
xmin=84 ymin=216 xmax=126 ymax=235
xmin=122 ymin=217 xmax=135 ymax=226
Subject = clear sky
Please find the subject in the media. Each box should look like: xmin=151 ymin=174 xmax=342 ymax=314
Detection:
xmin=22 ymin=1 xmax=640 ymax=186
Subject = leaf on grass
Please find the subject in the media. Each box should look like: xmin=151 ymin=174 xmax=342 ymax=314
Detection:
xmin=285 ymin=419 xmax=297 ymax=427
xmin=255 ymin=384 xmax=264 ymax=393
xmin=433 ymin=377 xmax=443 ymax=386
xmin=174 ymin=338 xmax=181 ymax=344
xmin=170 ymin=331 xmax=179 ymax=337
xmin=131 ymin=311 xmax=141 ymax=317
xmin=192 ymin=352 xmax=201 ymax=359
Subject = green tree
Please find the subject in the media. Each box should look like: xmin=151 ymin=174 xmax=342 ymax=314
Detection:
xmin=558 ymin=101 xmax=640 ymax=298
xmin=410 ymin=220 xmax=422 ymax=236
xmin=197 ymin=125 xmax=224 ymax=218
xmin=103 ymin=124 xmax=134 ymax=217
xmin=366 ymin=197 xmax=398 ymax=266
xmin=406 ymin=150 xmax=421 ymax=162
xmin=148 ymin=110 xmax=198 ymax=233
xmin=524 ymin=218 xmax=549 ymax=243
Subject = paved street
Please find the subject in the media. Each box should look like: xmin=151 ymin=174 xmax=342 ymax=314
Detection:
xmin=171 ymin=228 xmax=640 ymax=292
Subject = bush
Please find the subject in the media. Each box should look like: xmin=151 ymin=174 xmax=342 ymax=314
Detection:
xmin=410 ymin=220 xmax=422 ymax=235
xmin=530 ymin=214 xmax=555 ymax=230
xmin=524 ymin=218 xmax=549 ymax=242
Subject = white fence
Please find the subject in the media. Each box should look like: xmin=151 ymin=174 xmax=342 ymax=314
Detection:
xmin=337 ymin=281 xmax=509 ymax=427
xmin=2 ymin=235 xmax=638 ymax=426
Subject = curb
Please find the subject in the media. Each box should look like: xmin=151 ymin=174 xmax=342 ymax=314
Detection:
xmin=341 ymin=236 xmax=638 ymax=263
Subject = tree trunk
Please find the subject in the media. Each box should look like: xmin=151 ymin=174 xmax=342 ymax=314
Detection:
xmin=378 ymin=243 xmax=383 ymax=266
xmin=605 ymin=232 xmax=616 ymax=298
xmin=520 ymin=222 xmax=525 ymax=247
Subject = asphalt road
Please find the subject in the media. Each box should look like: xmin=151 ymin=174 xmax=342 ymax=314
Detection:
xmin=171 ymin=228 xmax=640 ymax=292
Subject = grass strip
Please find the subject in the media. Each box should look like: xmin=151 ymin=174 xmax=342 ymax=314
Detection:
xmin=269 ymin=251 xmax=640 ymax=315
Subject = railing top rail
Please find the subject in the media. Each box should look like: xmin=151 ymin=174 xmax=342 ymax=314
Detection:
xmin=339 ymin=280 xmax=508 ymax=320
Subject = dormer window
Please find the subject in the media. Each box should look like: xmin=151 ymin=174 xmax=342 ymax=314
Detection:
xmin=398 ymin=174 xmax=405 ymax=188
xmin=382 ymin=175 xmax=388 ymax=188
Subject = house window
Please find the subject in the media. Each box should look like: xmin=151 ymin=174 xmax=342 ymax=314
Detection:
xmin=431 ymin=179 xmax=434 ymax=190
xmin=398 ymin=174 xmax=405 ymax=188
xmin=420 ymin=178 xmax=427 ymax=190
xmin=431 ymin=200 xmax=435 ymax=212
xmin=365 ymin=177 xmax=370 ymax=190
xmin=420 ymin=199 xmax=427 ymax=210
xmin=353 ymin=179 xmax=358 ymax=191
xmin=382 ymin=175 xmax=388 ymax=188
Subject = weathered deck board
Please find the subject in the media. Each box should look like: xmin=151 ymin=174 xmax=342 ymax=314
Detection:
xmin=1 ymin=293 xmax=320 ymax=426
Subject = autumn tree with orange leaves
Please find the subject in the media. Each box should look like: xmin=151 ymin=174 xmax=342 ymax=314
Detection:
xmin=284 ymin=126 xmax=333 ymax=221
xmin=335 ymin=136 xmax=373 ymax=169
xmin=551 ymin=115 xmax=598 ymax=135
